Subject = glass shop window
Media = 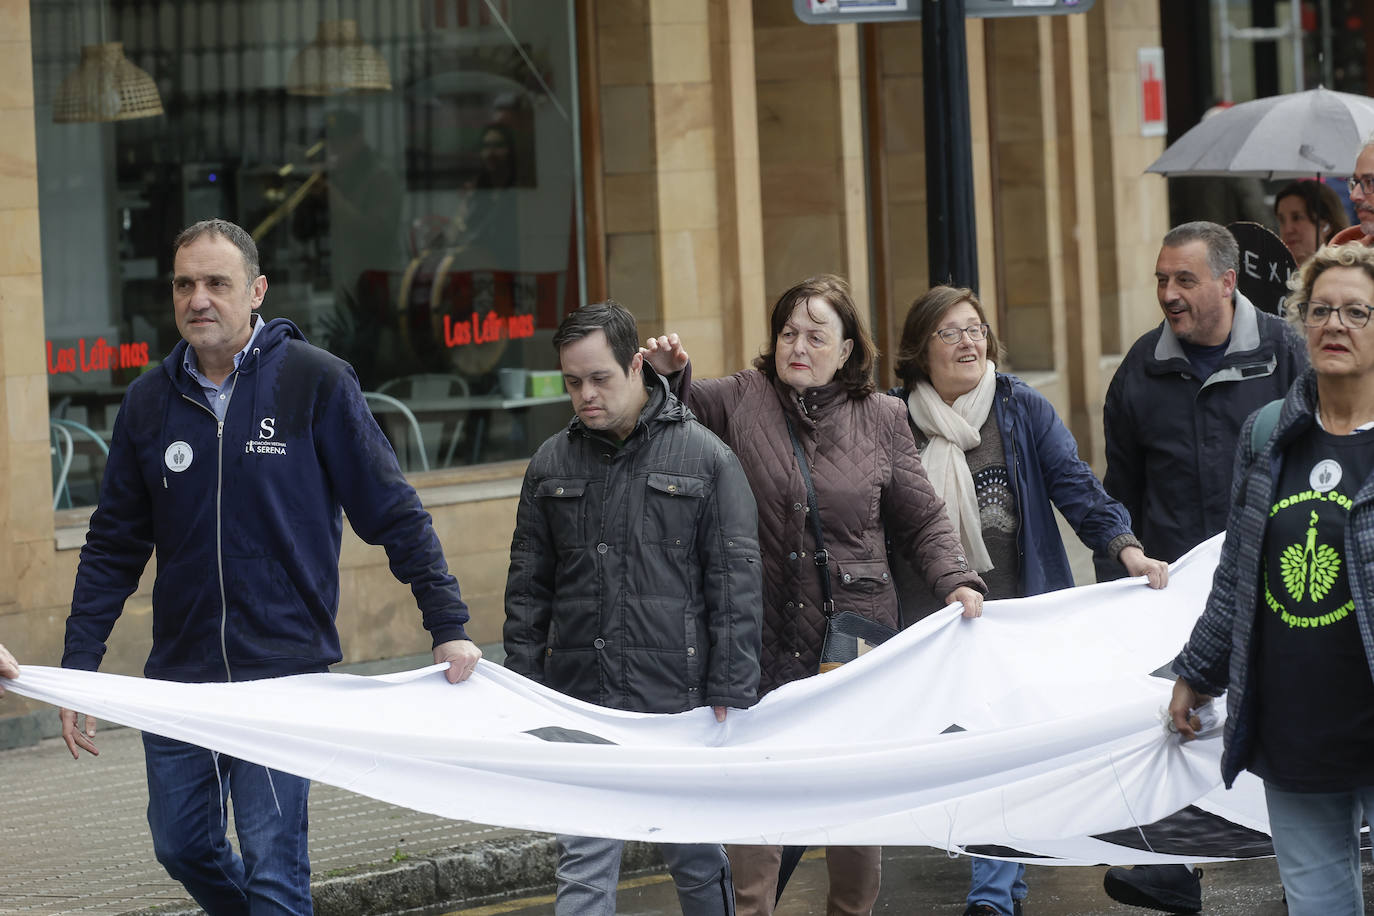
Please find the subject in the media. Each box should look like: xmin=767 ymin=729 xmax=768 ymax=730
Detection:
xmin=35 ymin=0 xmax=583 ymax=508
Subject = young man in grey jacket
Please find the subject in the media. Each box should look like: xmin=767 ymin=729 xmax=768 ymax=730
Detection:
xmin=503 ymin=300 xmax=763 ymax=916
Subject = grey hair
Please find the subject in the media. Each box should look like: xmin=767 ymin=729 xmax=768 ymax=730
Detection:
xmin=173 ymin=219 xmax=261 ymax=286
xmin=1161 ymin=221 xmax=1239 ymax=280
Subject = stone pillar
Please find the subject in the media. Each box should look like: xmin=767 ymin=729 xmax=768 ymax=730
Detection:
xmin=986 ymin=17 xmax=1066 ymax=387
xmin=596 ymin=0 xmax=765 ymax=377
xmin=0 ymin=0 xmax=58 ymax=711
xmin=1087 ymin=1 xmax=1169 ymax=357
xmin=597 ymin=0 xmax=663 ymax=337
xmin=1051 ymin=14 xmax=1107 ymax=467
xmin=753 ymin=3 xmax=869 ymax=321
xmin=0 ymin=0 xmax=49 ymax=607
xmin=874 ymin=22 xmax=928 ymax=347
xmin=709 ymin=0 xmax=767 ymax=371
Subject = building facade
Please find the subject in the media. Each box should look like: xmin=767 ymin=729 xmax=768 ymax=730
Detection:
xmin=0 ymin=0 xmax=1175 ymax=738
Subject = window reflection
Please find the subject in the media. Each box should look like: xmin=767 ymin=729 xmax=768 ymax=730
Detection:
xmin=37 ymin=1 xmax=583 ymax=505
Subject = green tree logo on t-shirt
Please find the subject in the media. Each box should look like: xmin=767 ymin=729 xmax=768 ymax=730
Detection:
xmin=1280 ymin=510 xmax=1342 ymax=603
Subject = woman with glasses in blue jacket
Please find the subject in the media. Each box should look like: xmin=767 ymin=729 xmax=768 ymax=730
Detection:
xmin=888 ymin=285 xmax=1170 ymax=916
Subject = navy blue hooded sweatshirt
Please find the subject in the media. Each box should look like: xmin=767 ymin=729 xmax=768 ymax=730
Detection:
xmin=63 ymin=317 xmax=471 ymax=682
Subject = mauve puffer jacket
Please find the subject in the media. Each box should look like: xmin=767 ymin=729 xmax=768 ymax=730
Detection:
xmin=678 ymin=367 xmax=985 ymax=694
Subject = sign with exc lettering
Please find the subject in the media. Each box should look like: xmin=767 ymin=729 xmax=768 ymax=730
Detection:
xmin=793 ymin=0 xmax=1094 ymax=25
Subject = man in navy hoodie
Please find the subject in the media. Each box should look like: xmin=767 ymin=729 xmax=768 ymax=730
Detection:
xmin=59 ymin=219 xmax=481 ymax=915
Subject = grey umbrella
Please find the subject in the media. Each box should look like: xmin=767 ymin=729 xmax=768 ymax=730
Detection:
xmin=1146 ymin=87 xmax=1374 ymax=179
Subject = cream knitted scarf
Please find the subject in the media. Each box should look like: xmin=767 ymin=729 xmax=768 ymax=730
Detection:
xmin=905 ymin=363 xmax=997 ymax=573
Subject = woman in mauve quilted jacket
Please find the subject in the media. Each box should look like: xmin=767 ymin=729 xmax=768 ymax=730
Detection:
xmin=644 ymin=273 xmax=986 ymax=916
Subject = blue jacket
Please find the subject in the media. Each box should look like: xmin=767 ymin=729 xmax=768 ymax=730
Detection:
xmin=1172 ymin=369 xmax=1374 ymax=787
xmin=891 ymin=373 xmax=1135 ymax=598
xmin=63 ymin=318 xmax=470 ymax=682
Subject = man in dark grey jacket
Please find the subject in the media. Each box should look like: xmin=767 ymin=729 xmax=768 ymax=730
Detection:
xmin=1100 ymin=221 xmax=1309 ymax=574
xmin=1098 ymin=221 xmax=1307 ymax=913
xmin=503 ymin=300 xmax=763 ymax=916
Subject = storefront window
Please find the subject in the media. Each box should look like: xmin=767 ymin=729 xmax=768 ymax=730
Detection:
xmin=36 ymin=0 xmax=583 ymax=507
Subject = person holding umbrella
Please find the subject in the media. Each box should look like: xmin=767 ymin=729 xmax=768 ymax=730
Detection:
xmin=1274 ymin=180 xmax=1347 ymax=265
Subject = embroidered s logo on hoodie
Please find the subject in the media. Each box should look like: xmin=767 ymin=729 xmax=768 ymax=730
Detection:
xmin=244 ymin=417 xmax=287 ymax=456
xmin=164 ymin=441 xmax=193 ymax=472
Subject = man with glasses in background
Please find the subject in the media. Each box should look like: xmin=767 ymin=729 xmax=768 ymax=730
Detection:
xmin=1330 ymin=138 xmax=1374 ymax=248
xmin=1095 ymin=221 xmax=1307 ymax=914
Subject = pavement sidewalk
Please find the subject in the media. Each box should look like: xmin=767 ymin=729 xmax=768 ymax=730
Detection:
xmin=0 ymin=648 xmax=664 ymax=916
xmin=0 ymin=721 xmax=622 ymax=916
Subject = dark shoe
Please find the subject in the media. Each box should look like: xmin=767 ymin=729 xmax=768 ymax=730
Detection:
xmin=1103 ymin=864 xmax=1203 ymax=914
xmin=962 ymin=901 xmax=1021 ymax=916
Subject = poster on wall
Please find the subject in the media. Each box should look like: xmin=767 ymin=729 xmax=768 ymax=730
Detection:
xmin=1139 ymin=47 xmax=1167 ymax=138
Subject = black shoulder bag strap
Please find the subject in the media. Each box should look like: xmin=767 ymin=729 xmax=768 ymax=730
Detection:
xmin=776 ymin=414 xmax=832 ymax=909
xmin=783 ymin=415 xmax=834 ymax=616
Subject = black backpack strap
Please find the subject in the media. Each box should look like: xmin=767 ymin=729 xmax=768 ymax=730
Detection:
xmin=1250 ymin=398 xmax=1283 ymax=455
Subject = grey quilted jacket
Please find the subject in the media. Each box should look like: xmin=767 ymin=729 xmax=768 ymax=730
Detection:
xmin=1172 ymin=369 xmax=1374 ymax=787
xmin=503 ymin=370 xmax=763 ymax=713
xmin=678 ymin=367 xmax=984 ymax=694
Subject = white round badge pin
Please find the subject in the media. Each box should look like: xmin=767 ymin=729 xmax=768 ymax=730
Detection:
xmin=164 ymin=441 xmax=194 ymax=473
xmin=1309 ymin=458 xmax=1342 ymax=493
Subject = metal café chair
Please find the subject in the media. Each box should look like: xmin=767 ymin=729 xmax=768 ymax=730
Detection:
xmin=50 ymin=417 xmax=111 ymax=509
xmin=50 ymin=421 xmax=74 ymax=510
xmin=376 ymin=374 xmax=470 ymax=468
xmin=362 ymin=391 xmax=431 ymax=473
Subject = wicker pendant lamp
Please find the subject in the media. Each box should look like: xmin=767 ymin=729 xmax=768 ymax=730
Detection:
xmin=286 ymin=19 xmax=392 ymax=96
xmin=53 ymin=41 xmax=164 ymax=124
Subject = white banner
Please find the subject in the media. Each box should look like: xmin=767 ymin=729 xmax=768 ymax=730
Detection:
xmin=7 ymin=534 xmax=1271 ymax=864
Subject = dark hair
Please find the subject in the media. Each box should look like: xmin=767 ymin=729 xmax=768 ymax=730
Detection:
xmin=173 ymin=219 xmax=260 ymax=287
xmin=753 ymin=274 xmax=876 ymax=397
xmin=1285 ymin=242 xmax=1374 ymax=327
xmin=553 ymin=300 xmax=639 ymax=373
xmin=1273 ymin=180 xmax=1349 ymax=243
xmin=477 ymin=122 xmax=518 ymax=189
xmin=894 ymin=286 xmax=1005 ymax=387
xmin=1161 ymin=221 xmax=1239 ymax=279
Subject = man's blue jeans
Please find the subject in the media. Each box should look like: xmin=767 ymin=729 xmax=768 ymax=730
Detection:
xmin=967 ymin=857 xmax=1026 ymax=915
xmin=143 ymin=732 xmax=312 ymax=915
xmin=1264 ymin=782 xmax=1374 ymax=916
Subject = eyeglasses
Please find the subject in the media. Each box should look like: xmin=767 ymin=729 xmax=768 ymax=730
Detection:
xmin=1347 ymin=175 xmax=1374 ymax=196
xmin=1303 ymin=301 xmax=1373 ymax=329
xmin=931 ymin=324 xmax=990 ymax=345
